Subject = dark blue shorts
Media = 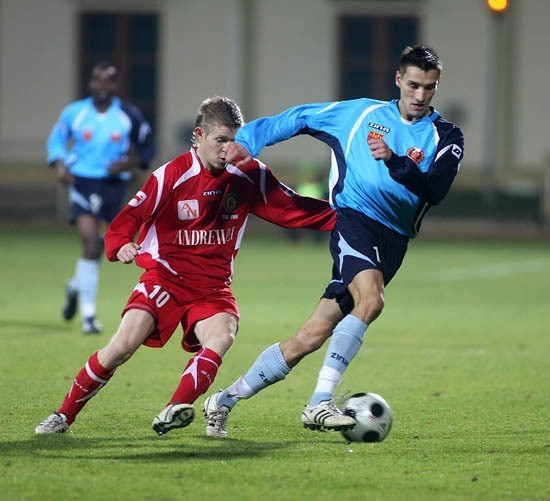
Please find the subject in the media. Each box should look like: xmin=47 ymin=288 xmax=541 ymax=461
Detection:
xmin=321 ymin=208 xmax=409 ymax=314
xmin=68 ymin=176 xmax=127 ymax=224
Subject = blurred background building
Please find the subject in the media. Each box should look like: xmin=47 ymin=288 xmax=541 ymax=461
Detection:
xmin=0 ymin=0 xmax=548 ymax=237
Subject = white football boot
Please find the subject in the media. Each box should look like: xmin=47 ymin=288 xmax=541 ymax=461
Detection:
xmin=152 ymin=403 xmax=195 ymax=436
xmin=35 ymin=413 xmax=69 ymax=434
xmin=301 ymin=400 xmax=356 ymax=431
xmin=203 ymin=393 xmax=231 ymax=438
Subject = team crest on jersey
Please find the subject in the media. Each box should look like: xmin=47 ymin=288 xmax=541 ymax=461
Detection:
xmin=367 ymin=130 xmax=385 ymax=141
xmin=406 ymin=147 xmax=425 ymax=165
xmin=111 ymin=130 xmax=122 ymax=142
xmin=223 ymin=193 xmax=239 ymax=213
xmin=128 ymin=190 xmax=147 ymax=207
xmin=178 ymin=199 xmax=200 ymax=220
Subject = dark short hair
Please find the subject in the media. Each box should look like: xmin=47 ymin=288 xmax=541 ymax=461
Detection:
xmin=399 ymin=45 xmax=442 ymax=75
xmin=195 ymin=96 xmax=244 ymax=132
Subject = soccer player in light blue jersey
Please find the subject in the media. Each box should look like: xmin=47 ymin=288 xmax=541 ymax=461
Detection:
xmin=203 ymin=45 xmax=465 ymax=437
xmin=47 ymin=62 xmax=154 ymax=334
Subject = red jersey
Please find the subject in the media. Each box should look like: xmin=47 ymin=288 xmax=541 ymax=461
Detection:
xmin=105 ymin=148 xmax=335 ymax=288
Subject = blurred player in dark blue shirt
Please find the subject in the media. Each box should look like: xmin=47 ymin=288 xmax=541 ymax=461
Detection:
xmin=47 ymin=61 xmax=154 ymax=333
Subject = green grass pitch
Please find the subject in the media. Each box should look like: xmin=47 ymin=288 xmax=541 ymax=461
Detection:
xmin=0 ymin=227 xmax=548 ymax=500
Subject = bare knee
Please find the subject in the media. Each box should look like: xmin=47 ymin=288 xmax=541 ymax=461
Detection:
xmin=82 ymin=235 xmax=103 ymax=260
xmin=98 ymin=341 xmax=135 ymax=369
xmin=97 ymin=310 xmax=155 ymax=369
xmin=353 ymin=293 xmax=385 ymax=324
xmin=76 ymin=214 xmax=103 ymax=259
xmin=195 ymin=312 xmax=238 ymax=358
xmin=348 ymin=269 xmax=386 ymax=324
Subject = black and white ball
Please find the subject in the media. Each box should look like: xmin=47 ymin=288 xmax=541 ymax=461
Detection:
xmin=340 ymin=392 xmax=393 ymax=443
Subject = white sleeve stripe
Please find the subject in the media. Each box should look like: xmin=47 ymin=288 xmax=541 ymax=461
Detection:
xmin=259 ymin=163 xmax=267 ymax=204
xmin=152 ymin=162 xmax=171 ymax=212
xmin=72 ymin=107 xmax=89 ymax=130
xmin=139 ymin=122 xmax=151 ymax=142
xmin=226 ymin=163 xmax=254 ymax=184
xmin=317 ymin=101 xmax=340 ymax=114
xmin=346 ymin=103 xmax=385 ymax=157
xmin=435 ymin=144 xmax=463 ymax=163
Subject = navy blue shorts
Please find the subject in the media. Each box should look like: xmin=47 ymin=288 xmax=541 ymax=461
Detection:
xmin=321 ymin=208 xmax=409 ymax=315
xmin=68 ymin=176 xmax=127 ymax=224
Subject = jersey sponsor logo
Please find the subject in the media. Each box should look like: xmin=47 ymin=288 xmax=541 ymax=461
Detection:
xmin=223 ymin=193 xmax=239 ymax=213
xmin=406 ymin=147 xmax=425 ymax=165
xmin=367 ymin=130 xmax=385 ymax=141
xmin=202 ymin=189 xmax=222 ymax=196
xmin=111 ymin=130 xmax=122 ymax=142
xmin=368 ymin=122 xmax=390 ymax=133
xmin=178 ymin=200 xmax=200 ymax=220
xmin=173 ymin=226 xmax=236 ymax=246
xmin=128 ymin=190 xmax=147 ymax=207
xmin=451 ymin=144 xmax=463 ymax=159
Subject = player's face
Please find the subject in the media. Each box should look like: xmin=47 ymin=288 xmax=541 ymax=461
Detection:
xmin=89 ymin=68 xmax=118 ymax=107
xmin=395 ymin=66 xmax=439 ymax=121
xmin=195 ymin=124 xmax=238 ymax=171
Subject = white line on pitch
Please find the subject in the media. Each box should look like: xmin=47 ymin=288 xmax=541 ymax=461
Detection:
xmin=431 ymin=258 xmax=550 ymax=282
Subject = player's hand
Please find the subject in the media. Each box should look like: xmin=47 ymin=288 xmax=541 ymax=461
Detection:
xmin=110 ymin=149 xmax=140 ymax=175
xmin=368 ymin=138 xmax=392 ymax=161
xmin=109 ymin=155 xmax=137 ymax=175
xmin=108 ymin=160 xmax=126 ymax=175
xmin=224 ymin=142 xmax=252 ymax=167
xmin=117 ymin=242 xmax=141 ymax=264
xmin=55 ymin=161 xmax=74 ymax=185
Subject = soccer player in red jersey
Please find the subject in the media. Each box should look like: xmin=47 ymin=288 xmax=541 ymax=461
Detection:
xmin=35 ymin=96 xmax=335 ymax=435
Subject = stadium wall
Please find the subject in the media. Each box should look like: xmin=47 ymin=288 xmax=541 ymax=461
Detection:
xmin=0 ymin=0 xmax=548 ymax=236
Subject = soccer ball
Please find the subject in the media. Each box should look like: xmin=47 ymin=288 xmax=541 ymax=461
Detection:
xmin=340 ymin=392 xmax=393 ymax=443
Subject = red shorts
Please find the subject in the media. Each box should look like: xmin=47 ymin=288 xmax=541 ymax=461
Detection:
xmin=122 ymin=268 xmax=239 ymax=352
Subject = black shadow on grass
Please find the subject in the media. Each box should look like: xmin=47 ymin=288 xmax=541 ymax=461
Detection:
xmin=1 ymin=435 xmax=292 ymax=462
xmin=0 ymin=318 xmax=73 ymax=334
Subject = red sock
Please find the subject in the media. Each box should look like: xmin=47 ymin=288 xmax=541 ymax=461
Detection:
xmin=168 ymin=348 xmax=222 ymax=405
xmin=58 ymin=351 xmax=115 ymax=424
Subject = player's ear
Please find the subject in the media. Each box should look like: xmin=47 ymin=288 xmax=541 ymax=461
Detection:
xmin=194 ymin=127 xmax=204 ymax=141
xmin=395 ymin=70 xmax=401 ymax=88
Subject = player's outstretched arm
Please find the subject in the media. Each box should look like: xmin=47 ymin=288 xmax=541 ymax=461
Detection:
xmin=252 ymin=167 xmax=335 ymax=231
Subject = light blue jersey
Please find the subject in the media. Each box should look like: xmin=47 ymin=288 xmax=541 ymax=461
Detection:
xmin=47 ymin=97 xmax=153 ymax=181
xmin=236 ymin=98 xmax=464 ymax=238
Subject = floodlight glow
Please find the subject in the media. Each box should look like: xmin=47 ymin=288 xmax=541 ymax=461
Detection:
xmin=487 ymin=0 xmax=509 ymax=13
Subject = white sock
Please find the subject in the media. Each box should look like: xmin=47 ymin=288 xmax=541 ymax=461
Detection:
xmin=312 ymin=366 xmax=343 ymax=395
xmin=75 ymin=258 xmax=100 ymax=319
